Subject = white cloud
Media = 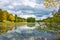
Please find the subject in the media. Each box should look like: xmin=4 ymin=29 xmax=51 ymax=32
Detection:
xmin=22 ymin=0 xmax=37 ymax=8
xmin=8 ymin=5 xmax=14 ymax=9
xmin=0 ymin=0 xmax=44 ymax=9
xmin=19 ymin=15 xmax=36 ymax=18
xmin=16 ymin=11 xmax=23 ymax=15
xmin=35 ymin=4 xmax=45 ymax=9
xmin=41 ymin=15 xmax=48 ymax=20
xmin=7 ymin=10 xmax=16 ymax=14
xmin=0 ymin=0 xmax=59 ymax=20
xmin=22 ymin=10 xmax=34 ymax=14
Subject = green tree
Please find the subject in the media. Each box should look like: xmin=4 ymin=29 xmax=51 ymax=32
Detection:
xmin=27 ymin=17 xmax=35 ymax=22
xmin=15 ymin=14 xmax=17 ymax=22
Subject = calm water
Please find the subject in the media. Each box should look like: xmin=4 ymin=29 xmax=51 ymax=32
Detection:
xmin=0 ymin=22 xmax=59 ymax=40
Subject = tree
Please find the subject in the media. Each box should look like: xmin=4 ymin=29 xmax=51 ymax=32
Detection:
xmin=0 ymin=9 xmax=3 ymax=22
xmin=1 ymin=11 xmax=8 ymax=22
xmin=8 ymin=13 xmax=15 ymax=22
xmin=27 ymin=17 xmax=35 ymax=22
xmin=44 ymin=0 xmax=60 ymax=8
xmin=0 ymin=9 xmax=27 ymax=23
xmin=15 ymin=14 xmax=18 ymax=22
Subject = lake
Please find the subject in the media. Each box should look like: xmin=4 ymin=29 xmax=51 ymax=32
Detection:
xmin=0 ymin=22 xmax=59 ymax=40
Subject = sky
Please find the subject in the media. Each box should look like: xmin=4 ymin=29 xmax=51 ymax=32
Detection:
xmin=0 ymin=0 xmax=59 ymax=20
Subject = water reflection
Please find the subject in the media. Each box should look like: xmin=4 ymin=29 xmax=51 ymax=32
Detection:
xmin=0 ymin=22 xmax=26 ymax=34
xmin=27 ymin=23 xmax=35 ymax=27
xmin=0 ymin=22 xmax=59 ymax=40
xmin=0 ymin=24 xmax=14 ymax=34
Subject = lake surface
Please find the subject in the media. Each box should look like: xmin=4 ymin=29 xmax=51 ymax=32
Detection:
xmin=0 ymin=22 xmax=59 ymax=40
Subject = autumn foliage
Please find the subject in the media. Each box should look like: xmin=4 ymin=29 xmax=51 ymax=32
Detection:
xmin=0 ymin=9 xmax=27 ymax=22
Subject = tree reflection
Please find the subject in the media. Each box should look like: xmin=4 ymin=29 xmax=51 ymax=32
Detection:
xmin=27 ymin=23 xmax=35 ymax=27
xmin=0 ymin=24 xmax=15 ymax=34
xmin=0 ymin=22 xmax=27 ymax=34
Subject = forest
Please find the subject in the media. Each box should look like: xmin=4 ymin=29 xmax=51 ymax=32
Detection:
xmin=0 ymin=9 xmax=35 ymax=23
xmin=37 ymin=8 xmax=60 ymax=30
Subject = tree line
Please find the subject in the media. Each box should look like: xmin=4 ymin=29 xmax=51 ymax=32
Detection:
xmin=0 ymin=9 xmax=36 ymax=23
xmin=38 ymin=8 xmax=60 ymax=30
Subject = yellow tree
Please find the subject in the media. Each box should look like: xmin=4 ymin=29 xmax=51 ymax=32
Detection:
xmin=0 ymin=9 xmax=3 ymax=21
xmin=1 ymin=11 xmax=8 ymax=22
xmin=8 ymin=13 xmax=15 ymax=22
xmin=44 ymin=0 xmax=60 ymax=8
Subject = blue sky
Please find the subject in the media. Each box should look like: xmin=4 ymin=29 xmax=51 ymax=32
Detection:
xmin=0 ymin=0 xmax=59 ymax=20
